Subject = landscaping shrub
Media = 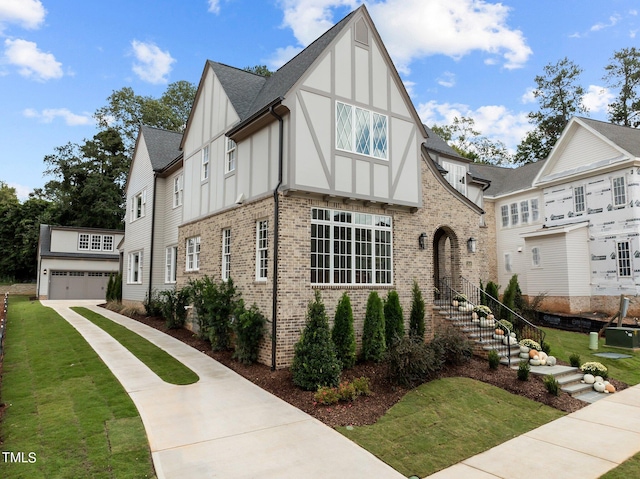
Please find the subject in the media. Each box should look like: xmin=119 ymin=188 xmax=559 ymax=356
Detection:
xmin=502 ymin=274 xmax=519 ymax=319
xmin=479 ymin=279 xmax=486 ymax=305
xmin=580 ymin=361 xmax=608 ymax=379
xmin=106 ymin=272 xmax=123 ymax=303
xmin=543 ymin=374 xmax=560 ymax=396
xmin=430 ymin=326 xmax=473 ymax=366
xmin=232 ymin=302 xmax=266 ymax=365
xmin=337 ymin=381 xmax=357 ymax=401
xmin=384 ymin=290 xmax=404 ymax=348
xmin=569 ymin=353 xmax=581 ymax=368
xmin=386 ymin=336 xmax=444 ymax=388
xmin=106 ymin=274 xmax=114 ymax=302
xmin=291 ymin=291 xmax=342 ymax=391
xmin=361 ymin=291 xmax=386 ymax=362
xmin=485 ymin=281 xmax=500 ymax=302
xmin=331 ymin=292 xmax=356 ymax=369
xmin=143 ymin=289 xmax=163 ymax=317
xmin=352 ymin=376 xmax=371 ymax=396
xmin=314 ymin=386 xmax=339 ymax=405
xmin=159 ymin=287 xmax=190 ymax=329
xmin=541 ymin=341 xmax=552 ymax=355
xmin=409 ymin=280 xmax=425 ymax=341
xmin=517 ymin=360 xmax=530 ymax=381
xmin=488 ymin=350 xmax=500 ymax=370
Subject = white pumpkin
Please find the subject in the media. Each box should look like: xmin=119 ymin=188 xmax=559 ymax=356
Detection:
xmin=519 ymin=353 xmax=530 ymax=360
xmin=594 ymin=376 xmax=604 ymax=383
xmin=452 ymin=300 xmax=459 ymax=307
xmin=503 ymin=336 xmax=517 ymax=346
xmin=583 ymin=374 xmax=595 ymax=384
xmin=593 ymin=382 xmax=606 ymax=393
xmin=459 ymin=306 xmax=466 ymax=312
xmin=472 ymin=311 xmax=478 ymax=320
xmin=520 ymin=346 xmax=530 ymax=354
xmin=538 ymin=351 xmax=548 ymax=361
xmin=540 ymin=359 xmax=546 ymax=366
xmin=529 ymin=358 xmax=541 ymax=366
xmin=546 ymin=356 xmax=557 ymax=367
xmin=510 ymin=332 xmax=516 ymax=338
xmin=487 ymin=313 xmax=495 ymax=320
xmin=467 ymin=304 xmax=474 ymax=312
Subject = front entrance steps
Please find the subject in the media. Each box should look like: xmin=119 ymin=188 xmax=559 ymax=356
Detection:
xmin=433 ymin=301 xmax=607 ymax=404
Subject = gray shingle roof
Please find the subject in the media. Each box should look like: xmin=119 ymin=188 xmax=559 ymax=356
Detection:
xmin=470 ymin=160 xmax=546 ymax=197
xmin=208 ymin=62 xmax=267 ymax=119
xmin=141 ymin=125 xmax=183 ymax=172
xmin=423 ymin=125 xmax=466 ymax=160
xmin=578 ymin=117 xmax=640 ymax=157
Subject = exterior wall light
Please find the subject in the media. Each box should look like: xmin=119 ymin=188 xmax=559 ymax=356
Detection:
xmin=467 ymin=237 xmax=477 ymax=253
xmin=43 ymin=269 xmax=48 ymax=275
xmin=418 ymin=232 xmax=427 ymax=250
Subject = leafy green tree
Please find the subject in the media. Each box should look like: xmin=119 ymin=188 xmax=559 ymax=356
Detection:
xmin=515 ymin=57 xmax=587 ymax=164
xmin=94 ymin=81 xmax=196 ymax=154
xmin=243 ymin=65 xmax=273 ymax=77
xmin=604 ymin=47 xmax=640 ymax=127
xmin=291 ymin=291 xmax=342 ymax=390
xmin=331 ymin=292 xmax=356 ymax=369
xmin=361 ymin=291 xmax=386 ymax=362
xmin=409 ymin=281 xmax=425 ymax=341
xmin=384 ymin=290 xmax=404 ymax=347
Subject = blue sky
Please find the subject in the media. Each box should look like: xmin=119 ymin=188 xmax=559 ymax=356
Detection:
xmin=1 ymin=0 xmax=638 ymax=199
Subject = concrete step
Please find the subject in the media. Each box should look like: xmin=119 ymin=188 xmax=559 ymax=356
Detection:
xmin=561 ymin=382 xmax=594 ymax=397
xmin=573 ymin=390 xmax=609 ymax=404
xmin=556 ymin=373 xmax=584 ymax=386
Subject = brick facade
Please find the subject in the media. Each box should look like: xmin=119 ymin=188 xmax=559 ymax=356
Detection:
xmin=176 ymin=158 xmax=484 ymax=368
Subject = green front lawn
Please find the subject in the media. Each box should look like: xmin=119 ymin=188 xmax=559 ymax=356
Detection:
xmin=0 ymin=297 xmax=155 ymax=478
xmin=338 ymin=377 xmax=564 ymax=477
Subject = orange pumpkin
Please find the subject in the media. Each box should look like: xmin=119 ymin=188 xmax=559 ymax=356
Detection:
xmin=529 ymin=349 xmax=538 ymax=359
xmin=495 ymin=329 xmax=504 ymax=335
xmin=605 ymin=383 xmax=616 ymax=393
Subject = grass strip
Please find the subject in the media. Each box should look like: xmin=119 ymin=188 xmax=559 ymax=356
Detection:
xmin=338 ymin=377 xmax=564 ymax=477
xmin=71 ymin=307 xmax=198 ymax=386
xmin=542 ymin=327 xmax=640 ymax=386
xmin=1 ymin=296 xmax=156 ymax=479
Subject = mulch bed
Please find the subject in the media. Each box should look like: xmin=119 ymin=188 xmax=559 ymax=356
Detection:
xmin=126 ymin=312 xmax=629 ymax=428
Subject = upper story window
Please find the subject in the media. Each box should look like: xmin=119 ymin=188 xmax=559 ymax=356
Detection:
xmin=510 ymin=203 xmax=519 ymax=226
xmin=520 ymin=201 xmax=529 ymax=223
xmin=501 ymin=198 xmax=539 ymax=228
xmin=573 ymin=185 xmax=586 ymax=214
xmin=225 ymin=138 xmax=236 ymax=173
xmin=79 ymin=233 xmax=113 ymax=251
xmin=222 ymin=228 xmax=231 ymax=281
xmin=501 ymin=205 xmax=509 ymax=227
xmin=173 ymin=174 xmax=183 ymax=208
xmin=613 ymin=176 xmax=626 ymax=208
xmin=102 ymin=235 xmax=114 ymax=252
xmin=202 ymin=146 xmax=210 ymax=180
xmin=131 ymin=190 xmax=146 ymax=221
xmin=336 ymin=101 xmax=388 ymax=159
xmin=78 ymin=233 xmax=90 ymax=250
xmin=531 ymin=198 xmax=539 ymax=221
xmin=442 ymin=161 xmax=467 ymax=196
xmin=91 ymin=234 xmax=102 ymax=251
xmin=186 ymin=236 xmax=201 ymax=271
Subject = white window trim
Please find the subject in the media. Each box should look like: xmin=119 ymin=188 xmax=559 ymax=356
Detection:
xmin=128 ymin=251 xmax=143 ymax=284
xmin=173 ymin=174 xmax=183 ymax=208
xmin=78 ymin=233 xmax=90 ymax=250
xmin=90 ymin=234 xmax=102 ymax=251
xmin=510 ymin=203 xmax=519 ymax=226
xmin=531 ymin=198 xmax=540 ymax=222
xmin=202 ymin=146 xmax=210 ymax=181
xmin=612 ymin=176 xmax=627 ymax=208
xmin=531 ymin=246 xmax=541 ymax=268
xmin=500 ymin=205 xmax=509 ymax=228
xmin=504 ymin=252 xmax=512 ymax=273
xmin=165 ymin=246 xmax=177 ymax=284
xmin=335 ymin=101 xmax=388 ymax=160
xmin=131 ymin=190 xmax=147 ymax=222
xmin=186 ymin=236 xmax=201 ymax=272
xmin=222 ymin=229 xmax=231 ymax=281
xmin=442 ymin=161 xmax=467 ymax=196
xmin=102 ymin=235 xmax=114 ymax=252
xmin=256 ymin=220 xmax=268 ymax=281
xmin=617 ymin=240 xmax=632 ymax=278
xmin=573 ymin=184 xmax=586 ymax=214
xmin=225 ymin=138 xmax=237 ymax=174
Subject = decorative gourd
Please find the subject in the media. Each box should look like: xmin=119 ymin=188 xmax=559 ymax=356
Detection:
xmin=529 ymin=350 xmax=538 ymax=359
xmin=546 ymin=356 xmax=557 ymax=367
xmin=487 ymin=314 xmax=495 ymax=320
xmin=540 ymin=359 xmax=546 ymax=366
xmin=529 ymin=358 xmax=541 ymax=366
xmin=519 ymin=352 xmax=530 ymax=360
xmin=495 ymin=329 xmax=504 ymax=336
xmin=583 ymin=374 xmax=595 ymax=384
xmin=538 ymin=351 xmax=548 ymax=361
xmin=605 ymin=383 xmax=616 ymax=393
xmin=594 ymin=376 xmax=604 ymax=384
xmin=510 ymin=332 xmax=516 ymax=338
xmin=472 ymin=311 xmax=478 ymax=320
xmin=452 ymin=300 xmax=459 ymax=308
xmin=459 ymin=306 xmax=466 ymax=312
xmin=520 ymin=346 xmax=530 ymax=354
xmin=503 ymin=336 xmax=517 ymax=346
xmin=593 ymin=382 xmax=606 ymax=393
xmin=467 ymin=303 xmax=474 ymax=312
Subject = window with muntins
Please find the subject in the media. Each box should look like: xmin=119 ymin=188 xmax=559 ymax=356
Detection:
xmin=310 ymin=208 xmax=392 ymax=285
xmin=186 ymin=236 xmax=200 ymax=271
xmin=165 ymin=246 xmax=177 ymax=283
xmin=501 ymin=205 xmax=509 ymax=227
xmin=520 ymin=201 xmax=529 ymax=223
xmin=131 ymin=190 xmax=146 ymax=221
xmin=532 ymin=247 xmax=541 ymax=267
xmin=336 ymin=101 xmax=388 ymax=159
xmin=225 ymin=138 xmax=236 ymax=173
xmin=617 ymin=241 xmax=632 ymax=277
xmin=256 ymin=220 xmax=268 ymax=281
xmin=91 ymin=234 xmax=102 ymax=251
xmin=443 ymin=161 xmax=467 ymax=195
xmin=202 ymin=146 xmax=210 ymax=180
xmin=102 ymin=235 xmax=114 ymax=251
xmin=574 ymin=185 xmax=585 ymax=214
xmin=128 ymin=251 xmax=142 ymax=284
xmin=510 ymin=203 xmax=519 ymax=226
xmin=78 ymin=233 xmax=90 ymax=250
xmin=174 ymin=174 xmax=183 ymax=207
xmin=531 ymin=199 xmax=539 ymax=221
xmin=222 ymin=229 xmax=231 ymax=281
xmin=613 ymin=176 xmax=626 ymax=207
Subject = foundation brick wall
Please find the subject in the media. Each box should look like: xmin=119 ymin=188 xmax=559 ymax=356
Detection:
xmin=176 ymin=158 xmax=484 ymax=369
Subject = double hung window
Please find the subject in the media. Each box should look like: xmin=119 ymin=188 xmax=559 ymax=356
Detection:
xmin=186 ymin=236 xmax=200 ymax=271
xmin=256 ymin=221 xmax=268 ymax=281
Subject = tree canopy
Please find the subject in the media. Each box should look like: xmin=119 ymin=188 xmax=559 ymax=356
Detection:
xmin=604 ymin=47 xmax=640 ymax=128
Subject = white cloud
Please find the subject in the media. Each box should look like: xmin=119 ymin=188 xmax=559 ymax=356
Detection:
xmin=521 ymin=87 xmax=536 ymax=104
xmin=0 ymin=0 xmax=45 ymax=32
xmin=8 ymin=182 xmax=32 ymax=201
xmin=4 ymin=38 xmax=62 ymax=81
xmin=590 ymin=14 xmax=621 ymax=32
xmin=208 ymin=0 xmax=221 ymax=14
xmin=583 ymin=85 xmax=613 ymax=114
xmin=23 ymin=107 xmax=93 ymax=126
xmin=417 ymin=99 xmax=531 ymax=151
xmin=437 ymin=71 xmax=456 ymax=88
xmin=276 ymin=0 xmax=531 ymax=74
xmin=266 ymin=45 xmax=303 ymax=70
xmin=131 ymin=40 xmax=175 ymax=84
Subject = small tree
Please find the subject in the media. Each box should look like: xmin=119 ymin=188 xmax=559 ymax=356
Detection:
xmin=332 ymin=292 xmax=356 ymax=369
xmin=106 ymin=274 xmax=114 ymax=302
xmin=232 ymin=301 xmax=266 ymax=365
xmin=159 ymin=287 xmax=190 ymax=329
xmin=291 ymin=291 xmax=342 ymax=391
xmin=361 ymin=291 xmax=386 ymax=362
xmin=384 ymin=290 xmax=404 ymax=347
xmin=409 ymin=281 xmax=425 ymax=341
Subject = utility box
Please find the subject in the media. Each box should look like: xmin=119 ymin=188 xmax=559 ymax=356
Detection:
xmin=605 ymin=327 xmax=640 ymax=349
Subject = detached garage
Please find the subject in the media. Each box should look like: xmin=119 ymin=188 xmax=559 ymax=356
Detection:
xmin=36 ymin=225 xmax=124 ymax=300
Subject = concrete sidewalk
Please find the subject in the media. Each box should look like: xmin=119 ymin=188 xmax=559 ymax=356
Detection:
xmin=42 ymin=301 xmax=404 ymax=479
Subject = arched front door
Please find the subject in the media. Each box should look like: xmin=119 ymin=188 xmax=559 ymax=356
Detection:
xmin=433 ymin=226 xmax=461 ymax=299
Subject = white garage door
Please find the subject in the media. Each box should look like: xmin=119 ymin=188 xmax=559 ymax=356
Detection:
xmin=49 ymin=271 xmax=111 ymax=300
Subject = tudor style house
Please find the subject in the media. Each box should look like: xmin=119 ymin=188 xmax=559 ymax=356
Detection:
xmin=476 ymin=117 xmax=640 ymax=316
xmin=37 ymin=224 xmax=124 ymax=300
xmin=122 ymin=5 xmax=485 ymax=368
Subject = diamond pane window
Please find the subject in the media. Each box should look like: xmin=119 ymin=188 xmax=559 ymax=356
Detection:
xmin=355 ymin=108 xmax=371 ymax=155
xmin=336 ymin=102 xmax=352 ymax=151
xmin=372 ymin=113 xmax=387 ymax=159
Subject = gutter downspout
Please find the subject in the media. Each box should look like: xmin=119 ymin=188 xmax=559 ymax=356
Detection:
xmin=148 ymin=173 xmax=158 ymax=302
xmin=269 ymin=105 xmax=284 ymax=371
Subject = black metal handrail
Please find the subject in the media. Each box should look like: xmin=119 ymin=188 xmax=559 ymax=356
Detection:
xmin=437 ymin=277 xmax=546 ymax=367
